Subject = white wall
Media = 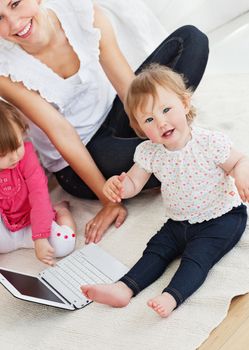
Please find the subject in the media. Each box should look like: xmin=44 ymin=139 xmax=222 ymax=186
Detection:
xmin=142 ymin=0 xmax=249 ymax=33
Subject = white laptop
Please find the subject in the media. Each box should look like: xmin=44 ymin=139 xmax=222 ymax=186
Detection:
xmin=0 ymin=243 xmax=128 ymax=310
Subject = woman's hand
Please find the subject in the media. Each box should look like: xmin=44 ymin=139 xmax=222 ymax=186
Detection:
xmin=85 ymin=202 xmax=127 ymax=244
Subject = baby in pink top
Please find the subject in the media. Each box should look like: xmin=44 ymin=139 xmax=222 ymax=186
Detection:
xmin=0 ymin=100 xmax=76 ymax=265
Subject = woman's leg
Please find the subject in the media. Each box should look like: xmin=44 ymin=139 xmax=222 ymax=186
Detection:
xmin=137 ymin=25 xmax=209 ymax=89
xmin=54 ymin=126 xmax=160 ymax=199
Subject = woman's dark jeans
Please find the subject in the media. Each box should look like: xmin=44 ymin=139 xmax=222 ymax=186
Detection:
xmin=55 ymin=25 xmax=209 ymax=199
xmin=120 ymin=204 xmax=247 ymax=307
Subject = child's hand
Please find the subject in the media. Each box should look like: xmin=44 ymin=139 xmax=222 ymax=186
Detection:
xmin=235 ymin=174 xmax=249 ymax=202
xmin=234 ymin=161 xmax=249 ymax=202
xmin=103 ymin=172 xmax=126 ymax=203
xmin=34 ymin=238 xmax=55 ymax=266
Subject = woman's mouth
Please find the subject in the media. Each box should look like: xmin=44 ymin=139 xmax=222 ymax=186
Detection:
xmin=16 ymin=20 xmax=32 ymax=38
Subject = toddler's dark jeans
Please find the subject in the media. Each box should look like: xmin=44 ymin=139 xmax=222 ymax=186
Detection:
xmin=120 ymin=204 xmax=247 ymax=306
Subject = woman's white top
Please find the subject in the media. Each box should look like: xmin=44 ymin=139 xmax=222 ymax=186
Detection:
xmin=134 ymin=126 xmax=241 ymax=223
xmin=0 ymin=0 xmax=116 ymax=172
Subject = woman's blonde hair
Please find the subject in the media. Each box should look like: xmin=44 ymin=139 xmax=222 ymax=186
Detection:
xmin=124 ymin=64 xmax=196 ymax=138
xmin=0 ymin=100 xmax=28 ymax=156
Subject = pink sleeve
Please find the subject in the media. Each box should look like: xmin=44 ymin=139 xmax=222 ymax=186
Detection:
xmin=20 ymin=142 xmax=55 ymax=240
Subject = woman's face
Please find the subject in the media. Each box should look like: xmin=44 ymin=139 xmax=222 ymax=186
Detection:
xmin=0 ymin=0 xmax=45 ymax=49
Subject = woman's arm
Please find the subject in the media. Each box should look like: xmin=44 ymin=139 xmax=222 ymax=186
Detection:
xmin=0 ymin=76 xmax=127 ymax=242
xmin=0 ymin=76 xmax=107 ymax=201
xmin=103 ymin=164 xmax=151 ymax=203
xmin=93 ymin=4 xmax=135 ymax=103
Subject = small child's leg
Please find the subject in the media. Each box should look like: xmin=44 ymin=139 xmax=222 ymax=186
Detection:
xmin=53 ymin=201 xmax=76 ymax=232
xmin=48 ymin=201 xmax=76 ymax=258
xmin=49 ymin=221 xmax=76 ymax=258
xmin=0 ymin=218 xmax=33 ymax=253
xmin=147 ymin=292 xmax=177 ymax=318
xmin=81 ymin=281 xmax=133 ymax=307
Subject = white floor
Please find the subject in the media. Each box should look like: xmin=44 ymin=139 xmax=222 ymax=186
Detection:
xmin=207 ymin=11 xmax=249 ymax=74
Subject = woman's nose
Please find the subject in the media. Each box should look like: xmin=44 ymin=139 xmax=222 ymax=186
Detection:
xmin=6 ymin=14 xmax=22 ymax=33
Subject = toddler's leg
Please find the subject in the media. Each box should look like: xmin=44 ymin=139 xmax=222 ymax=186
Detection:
xmin=81 ymin=220 xmax=184 ymax=308
xmin=159 ymin=205 xmax=247 ymax=313
xmin=54 ymin=201 xmax=76 ymax=232
xmin=48 ymin=201 xmax=76 ymax=258
xmin=81 ymin=281 xmax=133 ymax=307
xmin=0 ymin=218 xmax=33 ymax=253
xmin=49 ymin=221 xmax=76 ymax=258
xmin=147 ymin=292 xmax=177 ymax=318
xmin=81 ymin=252 xmax=171 ymax=308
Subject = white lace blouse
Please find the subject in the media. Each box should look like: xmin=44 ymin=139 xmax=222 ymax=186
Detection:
xmin=0 ymin=0 xmax=115 ymax=172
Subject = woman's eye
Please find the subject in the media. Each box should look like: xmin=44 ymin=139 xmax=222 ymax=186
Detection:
xmin=145 ymin=117 xmax=153 ymax=123
xmin=163 ymin=107 xmax=170 ymax=114
xmin=11 ymin=1 xmax=21 ymax=9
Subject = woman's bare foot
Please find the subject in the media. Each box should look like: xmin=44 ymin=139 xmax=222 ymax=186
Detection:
xmin=81 ymin=281 xmax=133 ymax=307
xmin=147 ymin=292 xmax=177 ymax=318
xmin=54 ymin=201 xmax=76 ymax=232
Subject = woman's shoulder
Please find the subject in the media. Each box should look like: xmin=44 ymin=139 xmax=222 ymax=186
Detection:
xmin=45 ymin=0 xmax=95 ymax=28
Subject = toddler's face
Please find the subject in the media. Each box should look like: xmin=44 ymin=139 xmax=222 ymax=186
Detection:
xmin=135 ymin=85 xmax=191 ymax=151
xmin=0 ymin=122 xmax=25 ymax=171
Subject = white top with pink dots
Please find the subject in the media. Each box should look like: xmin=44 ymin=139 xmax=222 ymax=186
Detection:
xmin=134 ymin=126 xmax=241 ymax=223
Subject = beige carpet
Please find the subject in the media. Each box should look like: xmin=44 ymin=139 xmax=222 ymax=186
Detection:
xmin=0 ymin=73 xmax=249 ymax=350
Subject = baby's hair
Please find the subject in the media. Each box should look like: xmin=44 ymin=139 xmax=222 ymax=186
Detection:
xmin=0 ymin=100 xmax=28 ymax=156
xmin=125 ymin=64 xmax=196 ymax=138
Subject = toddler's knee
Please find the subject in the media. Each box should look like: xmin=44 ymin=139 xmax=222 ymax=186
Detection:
xmin=49 ymin=222 xmax=76 ymax=258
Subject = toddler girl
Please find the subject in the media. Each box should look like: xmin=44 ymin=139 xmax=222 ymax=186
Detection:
xmin=0 ymin=100 xmax=76 ymax=266
xmin=81 ymin=64 xmax=249 ymax=317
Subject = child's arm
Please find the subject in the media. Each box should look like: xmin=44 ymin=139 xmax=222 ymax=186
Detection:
xmin=219 ymin=148 xmax=249 ymax=202
xmin=103 ymin=163 xmax=151 ymax=203
xmin=34 ymin=239 xmax=55 ymax=266
xmin=20 ymin=143 xmax=57 ymax=264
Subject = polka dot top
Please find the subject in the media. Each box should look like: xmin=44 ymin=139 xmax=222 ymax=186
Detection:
xmin=134 ymin=126 xmax=241 ymax=223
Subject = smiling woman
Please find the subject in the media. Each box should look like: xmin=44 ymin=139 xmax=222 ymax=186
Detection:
xmin=0 ymin=0 xmax=40 ymax=42
xmin=0 ymin=0 xmax=209 ymax=243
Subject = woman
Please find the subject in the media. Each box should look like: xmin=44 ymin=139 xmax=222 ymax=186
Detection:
xmin=0 ymin=0 xmax=209 ymax=243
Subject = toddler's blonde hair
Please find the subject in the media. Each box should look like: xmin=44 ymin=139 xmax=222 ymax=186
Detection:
xmin=125 ymin=64 xmax=196 ymax=138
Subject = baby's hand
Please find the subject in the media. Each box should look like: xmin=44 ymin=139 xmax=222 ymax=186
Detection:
xmin=34 ymin=238 xmax=55 ymax=266
xmin=103 ymin=172 xmax=126 ymax=203
xmin=233 ymin=158 xmax=249 ymax=202
xmin=235 ymin=175 xmax=249 ymax=202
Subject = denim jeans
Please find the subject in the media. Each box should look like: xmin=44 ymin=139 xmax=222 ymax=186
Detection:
xmin=55 ymin=25 xmax=209 ymax=199
xmin=120 ymin=204 xmax=247 ymax=307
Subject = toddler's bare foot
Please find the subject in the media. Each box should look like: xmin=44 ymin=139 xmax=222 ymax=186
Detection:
xmin=54 ymin=200 xmax=70 ymax=214
xmin=81 ymin=281 xmax=133 ymax=307
xmin=147 ymin=292 xmax=177 ymax=318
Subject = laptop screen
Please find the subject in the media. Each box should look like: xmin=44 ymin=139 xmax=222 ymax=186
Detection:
xmin=0 ymin=269 xmax=64 ymax=304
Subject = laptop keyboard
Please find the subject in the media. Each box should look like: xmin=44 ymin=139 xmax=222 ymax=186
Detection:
xmin=40 ymin=249 xmax=113 ymax=305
